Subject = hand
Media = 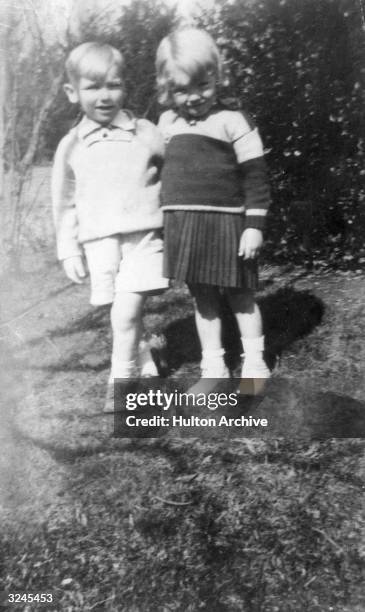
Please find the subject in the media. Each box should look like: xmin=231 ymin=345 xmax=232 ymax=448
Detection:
xmin=63 ymin=255 xmax=87 ymax=284
xmin=238 ymin=228 xmax=263 ymax=259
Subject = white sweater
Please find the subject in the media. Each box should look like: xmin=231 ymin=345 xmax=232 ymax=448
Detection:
xmin=52 ymin=110 xmax=164 ymax=260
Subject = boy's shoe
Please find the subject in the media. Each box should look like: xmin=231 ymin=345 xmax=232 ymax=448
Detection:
xmin=103 ymin=383 xmax=117 ymax=414
xmin=103 ymin=382 xmax=130 ymax=414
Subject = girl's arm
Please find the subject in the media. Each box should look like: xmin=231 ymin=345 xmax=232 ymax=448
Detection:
xmin=226 ymin=111 xmax=271 ymax=257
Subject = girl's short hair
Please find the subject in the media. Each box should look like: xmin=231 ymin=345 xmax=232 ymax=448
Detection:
xmin=65 ymin=42 xmax=124 ymax=85
xmin=155 ymin=28 xmax=222 ymax=106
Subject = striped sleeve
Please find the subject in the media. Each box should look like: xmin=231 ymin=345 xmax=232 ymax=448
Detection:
xmin=238 ymin=157 xmax=271 ymax=230
xmin=226 ymin=111 xmax=271 ymax=230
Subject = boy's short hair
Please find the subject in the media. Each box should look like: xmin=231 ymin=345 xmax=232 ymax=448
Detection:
xmin=66 ymin=42 xmax=124 ymax=85
xmin=155 ymin=28 xmax=222 ymax=106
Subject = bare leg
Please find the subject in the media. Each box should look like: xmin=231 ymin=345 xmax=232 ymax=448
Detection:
xmin=227 ymin=288 xmax=270 ymax=382
xmin=192 ymin=284 xmax=222 ymax=351
xmin=190 ymin=284 xmax=228 ymax=377
xmin=226 ymin=289 xmax=263 ymax=339
xmin=110 ymin=291 xmax=145 ymax=379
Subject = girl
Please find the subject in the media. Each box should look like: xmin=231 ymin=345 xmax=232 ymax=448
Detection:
xmin=155 ymin=28 xmax=271 ymax=391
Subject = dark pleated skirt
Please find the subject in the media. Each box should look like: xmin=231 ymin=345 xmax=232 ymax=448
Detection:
xmin=163 ymin=210 xmax=258 ymax=290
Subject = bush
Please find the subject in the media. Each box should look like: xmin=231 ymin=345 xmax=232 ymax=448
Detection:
xmin=199 ymin=0 xmax=365 ymax=265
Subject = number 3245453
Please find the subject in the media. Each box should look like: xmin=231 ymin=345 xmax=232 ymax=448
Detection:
xmin=8 ymin=593 xmax=53 ymax=603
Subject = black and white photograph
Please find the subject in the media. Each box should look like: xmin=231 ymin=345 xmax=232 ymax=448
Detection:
xmin=1 ymin=0 xmax=365 ymax=609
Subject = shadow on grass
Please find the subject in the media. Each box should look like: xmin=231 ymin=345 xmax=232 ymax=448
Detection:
xmin=27 ymin=305 xmax=111 ymax=347
xmin=165 ymin=286 xmax=324 ymax=372
xmin=230 ymin=378 xmax=365 ymax=439
xmin=29 ymin=286 xmax=323 ymax=376
xmin=261 ymin=286 xmax=325 ymax=370
xmin=9 ymin=421 xmax=130 ymax=464
xmin=41 ymin=355 xmax=110 ymax=373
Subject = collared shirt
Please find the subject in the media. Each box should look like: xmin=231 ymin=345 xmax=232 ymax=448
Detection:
xmin=52 ymin=110 xmax=164 ymax=260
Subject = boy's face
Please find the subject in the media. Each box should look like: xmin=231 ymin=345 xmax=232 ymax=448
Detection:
xmin=65 ymin=64 xmax=124 ymax=125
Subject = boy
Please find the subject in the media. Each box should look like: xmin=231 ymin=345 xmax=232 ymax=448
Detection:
xmin=52 ymin=42 xmax=168 ymax=412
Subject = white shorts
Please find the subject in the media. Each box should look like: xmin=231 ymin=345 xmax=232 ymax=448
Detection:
xmin=83 ymin=230 xmax=169 ymax=305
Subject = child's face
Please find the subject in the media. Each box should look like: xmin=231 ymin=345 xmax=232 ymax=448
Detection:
xmin=65 ymin=64 xmax=124 ymax=125
xmin=171 ymin=70 xmax=217 ymax=120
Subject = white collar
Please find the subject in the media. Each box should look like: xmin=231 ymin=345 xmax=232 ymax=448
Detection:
xmin=77 ymin=109 xmax=136 ymax=139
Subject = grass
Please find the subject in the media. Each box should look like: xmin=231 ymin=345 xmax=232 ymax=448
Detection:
xmin=1 ymin=256 xmax=365 ymax=611
xmin=0 ymin=168 xmax=365 ymax=611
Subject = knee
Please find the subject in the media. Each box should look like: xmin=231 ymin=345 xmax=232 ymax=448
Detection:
xmin=111 ymin=305 xmax=140 ymax=333
xmin=190 ymin=285 xmax=221 ymax=317
xmin=228 ymin=289 xmax=255 ymax=313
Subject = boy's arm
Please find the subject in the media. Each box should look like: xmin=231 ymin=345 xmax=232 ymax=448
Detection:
xmin=51 ymin=133 xmax=83 ymax=261
xmin=63 ymin=255 xmax=86 ymax=284
xmin=157 ymin=110 xmax=175 ymax=144
xmin=137 ymin=118 xmax=165 ymax=182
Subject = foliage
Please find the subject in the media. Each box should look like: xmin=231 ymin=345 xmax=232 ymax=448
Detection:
xmin=5 ymin=0 xmax=364 ymax=267
xmin=44 ymin=0 xmax=365 ymax=266
xmin=2 ymin=0 xmax=67 ymax=266
xmin=198 ymin=0 xmax=365 ymax=266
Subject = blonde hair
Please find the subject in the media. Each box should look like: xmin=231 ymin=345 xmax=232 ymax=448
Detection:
xmin=65 ymin=42 xmax=124 ymax=85
xmin=155 ymin=28 xmax=222 ymax=106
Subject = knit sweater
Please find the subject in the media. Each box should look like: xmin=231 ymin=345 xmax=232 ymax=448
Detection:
xmin=158 ymin=108 xmax=270 ymax=230
xmin=52 ymin=110 xmax=164 ymax=260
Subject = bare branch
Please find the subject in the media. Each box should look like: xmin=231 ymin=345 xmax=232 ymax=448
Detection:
xmin=19 ymin=71 xmax=64 ymax=172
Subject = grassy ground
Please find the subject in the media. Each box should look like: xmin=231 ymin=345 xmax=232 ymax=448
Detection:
xmin=1 ymin=251 xmax=365 ymax=611
xmin=0 ymin=168 xmax=364 ymax=611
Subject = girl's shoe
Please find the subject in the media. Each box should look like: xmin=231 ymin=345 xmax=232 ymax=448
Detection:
xmin=188 ymin=355 xmax=230 ymax=400
xmin=239 ymin=358 xmax=270 ymax=396
xmin=239 ymin=336 xmax=270 ymax=395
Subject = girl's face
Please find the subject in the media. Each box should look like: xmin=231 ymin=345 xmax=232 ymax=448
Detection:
xmin=170 ymin=69 xmax=217 ymax=120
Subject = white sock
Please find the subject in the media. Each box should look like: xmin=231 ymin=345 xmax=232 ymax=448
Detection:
xmin=241 ymin=335 xmax=265 ymax=357
xmin=201 ymin=348 xmax=228 ymax=377
xmin=241 ymin=336 xmax=270 ymax=378
xmin=109 ymin=358 xmax=136 ymax=382
xmin=139 ymin=340 xmax=158 ymax=377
